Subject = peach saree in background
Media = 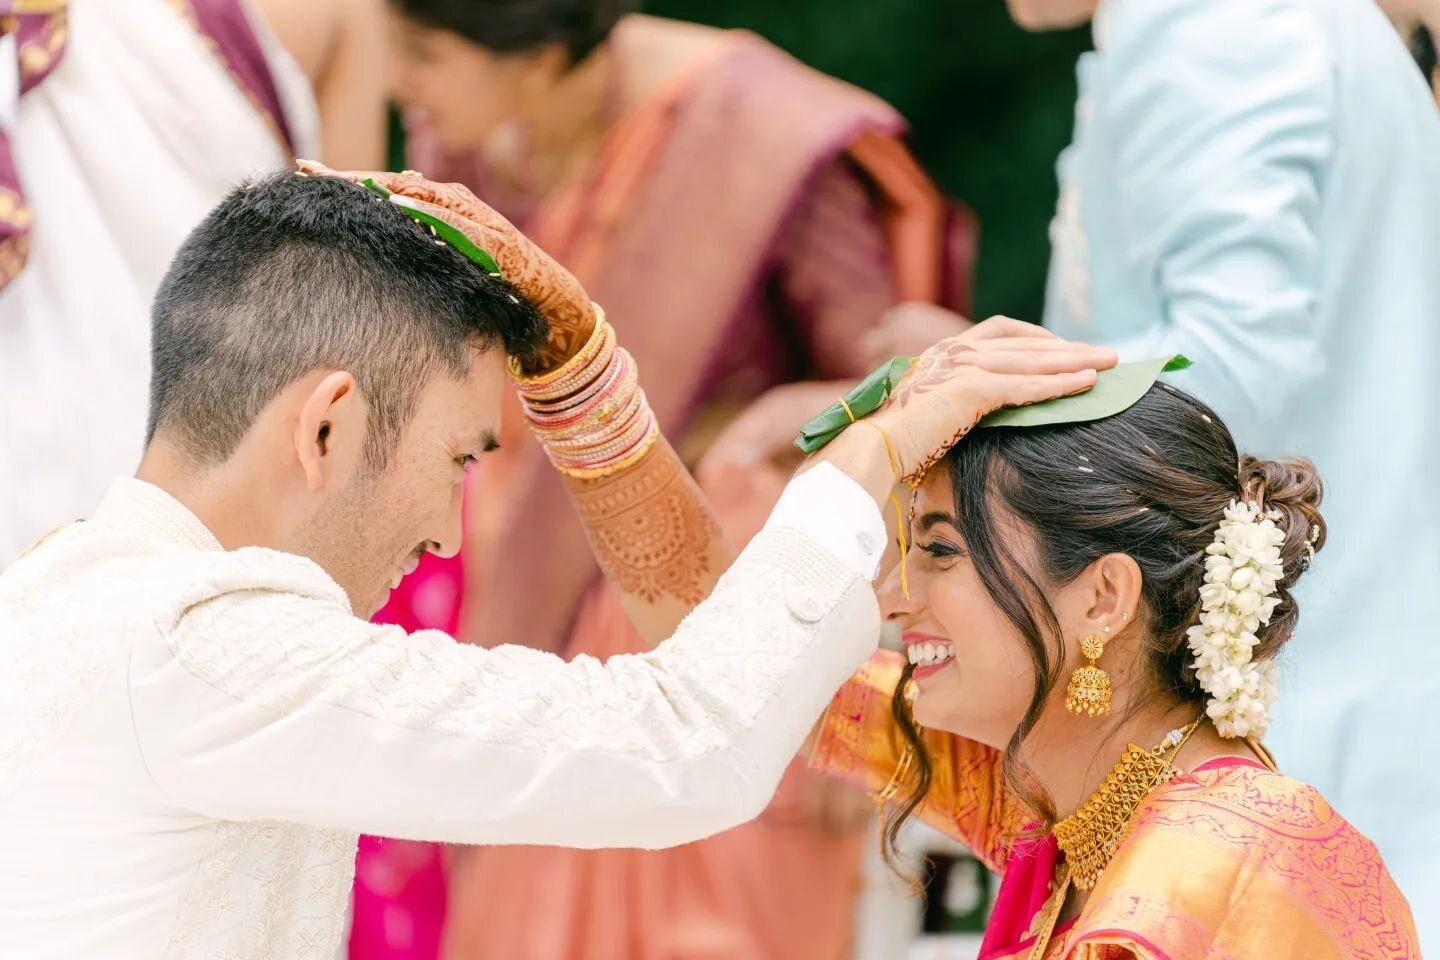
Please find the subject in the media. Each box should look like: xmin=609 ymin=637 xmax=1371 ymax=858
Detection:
xmin=811 ymin=653 xmax=1420 ymax=959
xmin=349 ymin=30 xmax=973 ymax=960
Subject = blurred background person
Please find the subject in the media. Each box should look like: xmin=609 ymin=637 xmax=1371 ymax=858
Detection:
xmin=353 ymin=1 xmax=976 ymax=958
xmin=0 ymin=0 xmax=387 ymax=565
xmin=1033 ymin=0 xmax=1440 ymax=937
xmin=251 ymin=0 xmax=390 ymax=168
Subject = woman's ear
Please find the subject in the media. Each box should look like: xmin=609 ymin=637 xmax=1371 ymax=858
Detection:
xmin=1055 ymin=552 xmax=1143 ymax=643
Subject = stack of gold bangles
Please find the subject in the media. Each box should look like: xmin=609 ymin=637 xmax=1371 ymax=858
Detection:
xmin=510 ymin=305 xmax=659 ymax=479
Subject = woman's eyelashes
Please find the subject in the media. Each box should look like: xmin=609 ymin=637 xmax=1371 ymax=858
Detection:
xmin=918 ymin=538 xmax=967 ymax=564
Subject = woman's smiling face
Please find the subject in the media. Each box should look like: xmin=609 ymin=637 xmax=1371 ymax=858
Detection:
xmin=880 ymin=470 xmax=1051 ymax=749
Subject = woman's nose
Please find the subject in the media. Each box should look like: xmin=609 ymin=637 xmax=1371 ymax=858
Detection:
xmin=876 ymin=560 xmax=914 ymax=624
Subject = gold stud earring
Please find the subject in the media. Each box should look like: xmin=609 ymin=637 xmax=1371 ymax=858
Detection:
xmin=1065 ymin=632 xmax=1112 ymax=717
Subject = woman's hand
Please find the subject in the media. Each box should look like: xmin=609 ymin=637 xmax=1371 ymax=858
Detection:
xmin=295 ymin=160 xmax=594 ymax=373
xmin=871 ymin=316 xmax=1118 ymax=482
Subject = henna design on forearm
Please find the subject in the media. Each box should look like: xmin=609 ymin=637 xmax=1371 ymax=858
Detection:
xmin=566 ymin=438 xmax=727 ymax=608
xmin=902 ymin=415 xmax=982 ymax=485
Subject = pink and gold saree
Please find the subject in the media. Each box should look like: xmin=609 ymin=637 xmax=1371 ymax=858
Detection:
xmin=811 ymin=652 xmax=1421 ymax=959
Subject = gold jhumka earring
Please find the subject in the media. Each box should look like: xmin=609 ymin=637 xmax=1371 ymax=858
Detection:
xmin=1065 ymin=627 xmax=1112 ymax=717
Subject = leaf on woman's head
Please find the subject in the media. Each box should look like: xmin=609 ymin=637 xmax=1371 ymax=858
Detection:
xmin=361 ymin=178 xmax=503 ymax=277
xmin=978 ymin=355 xmax=1192 ymax=429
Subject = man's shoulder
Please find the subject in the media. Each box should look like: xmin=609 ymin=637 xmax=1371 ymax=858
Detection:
xmin=164 ymin=546 xmax=348 ymax=611
xmin=1101 ymin=0 xmax=1337 ymax=76
xmin=2 ymin=521 xmax=349 ymax=632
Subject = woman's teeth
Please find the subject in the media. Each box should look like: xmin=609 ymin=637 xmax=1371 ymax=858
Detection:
xmin=389 ymin=572 xmax=404 ymax=590
xmin=908 ymin=641 xmax=955 ymax=667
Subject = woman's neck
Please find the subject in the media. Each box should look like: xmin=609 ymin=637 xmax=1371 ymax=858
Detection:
xmin=523 ymin=42 xmax=618 ymax=195
xmin=1022 ymin=697 xmax=1253 ymax=821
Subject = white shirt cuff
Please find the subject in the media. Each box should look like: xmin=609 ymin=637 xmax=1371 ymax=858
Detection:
xmin=762 ymin=462 xmax=886 ymax=581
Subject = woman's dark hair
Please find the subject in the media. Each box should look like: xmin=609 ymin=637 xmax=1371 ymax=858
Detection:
xmin=880 ymin=383 xmax=1326 ymax=871
xmin=396 ymin=0 xmax=636 ymax=65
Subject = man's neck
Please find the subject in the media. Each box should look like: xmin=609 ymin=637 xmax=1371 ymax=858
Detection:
xmin=135 ymin=443 xmax=278 ymax=553
xmin=1389 ymin=0 xmax=1440 ymax=35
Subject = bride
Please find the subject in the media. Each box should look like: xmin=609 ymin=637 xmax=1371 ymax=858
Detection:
xmin=810 ymin=379 xmax=1419 ymax=957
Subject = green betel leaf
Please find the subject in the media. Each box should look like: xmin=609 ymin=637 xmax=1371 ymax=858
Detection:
xmin=978 ymin=354 xmax=1191 ymax=429
xmin=361 ymin=178 xmax=503 ymax=277
xmin=361 ymin=178 xmax=393 ymax=198
xmin=794 ymin=356 xmax=916 ymax=455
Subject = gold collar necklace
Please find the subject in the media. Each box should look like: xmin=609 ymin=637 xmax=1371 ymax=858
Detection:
xmin=1027 ymin=716 xmax=1203 ymax=959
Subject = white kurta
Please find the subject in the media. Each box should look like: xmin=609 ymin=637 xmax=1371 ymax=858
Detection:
xmin=1044 ymin=0 xmax=1440 ymax=933
xmin=0 ymin=465 xmax=885 ymax=959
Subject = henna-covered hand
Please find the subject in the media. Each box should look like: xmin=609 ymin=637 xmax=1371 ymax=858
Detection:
xmin=874 ymin=316 xmax=1118 ymax=482
xmin=296 ymin=160 xmax=594 ymax=373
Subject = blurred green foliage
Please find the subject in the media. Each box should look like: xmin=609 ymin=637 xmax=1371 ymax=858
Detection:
xmin=645 ymin=0 xmax=1092 ymax=321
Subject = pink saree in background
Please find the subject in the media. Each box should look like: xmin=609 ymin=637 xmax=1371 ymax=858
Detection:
xmin=350 ymin=28 xmax=973 ymax=960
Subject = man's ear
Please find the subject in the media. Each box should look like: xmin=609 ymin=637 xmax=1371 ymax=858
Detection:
xmin=294 ymin=371 xmax=360 ymax=492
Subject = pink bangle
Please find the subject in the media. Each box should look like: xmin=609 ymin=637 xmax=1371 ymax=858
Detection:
xmin=513 ymin=303 xmax=659 ymax=478
xmin=508 ymin=303 xmax=611 ymax=398
xmin=520 ymin=351 xmax=634 ymax=432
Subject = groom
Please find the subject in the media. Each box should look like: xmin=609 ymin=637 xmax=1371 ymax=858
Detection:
xmin=0 ymin=169 xmax=1111 ymax=959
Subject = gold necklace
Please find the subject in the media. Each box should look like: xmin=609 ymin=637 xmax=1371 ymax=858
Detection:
xmin=1026 ymin=717 xmax=1203 ymax=960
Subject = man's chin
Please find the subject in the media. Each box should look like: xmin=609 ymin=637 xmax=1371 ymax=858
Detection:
xmin=358 ymin=591 xmax=389 ymax=622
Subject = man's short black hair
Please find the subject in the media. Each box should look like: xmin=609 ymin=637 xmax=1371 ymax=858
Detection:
xmin=147 ymin=171 xmax=546 ymax=469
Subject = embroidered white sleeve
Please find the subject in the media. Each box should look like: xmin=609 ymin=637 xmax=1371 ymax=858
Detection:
xmin=765 ymin=462 xmax=886 ymax=581
xmin=129 ymin=526 xmax=880 ymax=849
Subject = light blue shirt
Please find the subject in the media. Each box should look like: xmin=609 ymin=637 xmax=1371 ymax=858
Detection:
xmin=1044 ymin=0 xmax=1440 ymax=938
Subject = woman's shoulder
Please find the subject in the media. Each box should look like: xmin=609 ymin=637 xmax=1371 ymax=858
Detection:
xmin=612 ymin=15 xmax=729 ymax=106
xmin=1172 ymin=757 xmax=1329 ymax=810
xmin=1069 ymin=759 xmax=1418 ymax=957
xmin=616 ymin=15 xmax=898 ymax=126
xmin=1137 ymin=757 xmax=1387 ymax=861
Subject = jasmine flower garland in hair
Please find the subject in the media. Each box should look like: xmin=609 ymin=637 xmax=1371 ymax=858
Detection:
xmin=1187 ymin=500 xmax=1287 ymax=738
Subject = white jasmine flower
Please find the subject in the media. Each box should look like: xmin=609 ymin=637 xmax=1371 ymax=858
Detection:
xmin=1186 ymin=500 xmax=1287 ymax=740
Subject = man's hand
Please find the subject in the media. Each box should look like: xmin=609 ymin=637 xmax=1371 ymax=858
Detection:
xmin=296 ymin=160 xmax=594 ymax=373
